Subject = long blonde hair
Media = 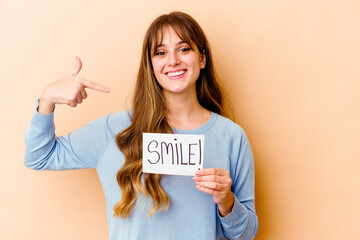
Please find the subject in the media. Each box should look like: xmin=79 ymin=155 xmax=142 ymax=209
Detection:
xmin=113 ymin=11 xmax=225 ymax=218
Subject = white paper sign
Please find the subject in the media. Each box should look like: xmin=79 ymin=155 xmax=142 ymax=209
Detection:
xmin=143 ymin=133 xmax=204 ymax=176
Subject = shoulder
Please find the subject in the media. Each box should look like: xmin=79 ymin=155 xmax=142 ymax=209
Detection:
xmin=213 ymin=115 xmax=254 ymax=175
xmin=212 ymin=114 xmax=247 ymax=139
xmin=101 ymin=110 xmax=133 ymax=136
xmin=210 ymin=114 xmax=252 ymax=154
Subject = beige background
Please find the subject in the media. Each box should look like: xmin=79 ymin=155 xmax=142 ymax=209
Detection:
xmin=1 ymin=0 xmax=359 ymax=239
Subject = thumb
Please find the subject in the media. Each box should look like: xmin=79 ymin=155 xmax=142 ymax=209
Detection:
xmin=68 ymin=56 xmax=82 ymax=76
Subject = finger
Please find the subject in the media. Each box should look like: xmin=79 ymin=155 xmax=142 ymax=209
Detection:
xmin=195 ymin=183 xmax=223 ymax=196
xmin=80 ymin=88 xmax=87 ymax=99
xmin=76 ymin=93 xmax=83 ymax=104
xmin=68 ymin=56 xmax=82 ymax=77
xmin=81 ymin=78 xmax=111 ymax=93
xmin=196 ymin=168 xmax=228 ymax=177
xmin=193 ymin=174 xmax=226 ymax=183
xmin=67 ymin=101 xmax=77 ymax=108
xmin=196 ymin=181 xmax=227 ymax=191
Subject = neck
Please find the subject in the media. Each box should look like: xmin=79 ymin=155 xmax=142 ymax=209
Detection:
xmin=164 ymin=90 xmax=211 ymax=130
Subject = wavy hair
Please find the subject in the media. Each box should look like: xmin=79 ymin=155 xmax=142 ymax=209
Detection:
xmin=113 ymin=11 xmax=225 ymax=218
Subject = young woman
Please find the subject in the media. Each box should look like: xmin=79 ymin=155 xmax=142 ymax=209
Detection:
xmin=25 ymin=11 xmax=258 ymax=240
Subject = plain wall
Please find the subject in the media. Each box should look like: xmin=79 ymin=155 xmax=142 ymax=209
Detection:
xmin=1 ymin=0 xmax=359 ymax=239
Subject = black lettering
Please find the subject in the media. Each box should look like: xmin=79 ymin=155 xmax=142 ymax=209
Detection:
xmin=188 ymin=143 xmax=197 ymax=165
xmin=180 ymin=143 xmax=187 ymax=165
xmin=147 ymin=140 xmax=160 ymax=164
xmin=161 ymin=142 xmax=174 ymax=165
xmin=199 ymin=139 xmax=202 ymax=164
xmin=175 ymin=142 xmax=179 ymax=165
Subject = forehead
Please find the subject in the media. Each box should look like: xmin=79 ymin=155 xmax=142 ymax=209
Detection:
xmin=158 ymin=27 xmax=181 ymax=43
xmin=153 ymin=25 xmax=192 ymax=47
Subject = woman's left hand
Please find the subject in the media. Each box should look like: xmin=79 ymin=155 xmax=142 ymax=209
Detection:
xmin=193 ymin=168 xmax=234 ymax=217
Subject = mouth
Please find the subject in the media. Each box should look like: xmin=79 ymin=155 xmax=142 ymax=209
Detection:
xmin=166 ymin=70 xmax=186 ymax=79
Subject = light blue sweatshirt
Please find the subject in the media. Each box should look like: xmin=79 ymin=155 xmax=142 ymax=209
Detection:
xmin=25 ymin=102 xmax=258 ymax=240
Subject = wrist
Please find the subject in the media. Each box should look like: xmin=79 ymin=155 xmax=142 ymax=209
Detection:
xmin=218 ymin=193 xmax=234 ymax=217
xmin=38 ymin=95 xmax=55 ymax=114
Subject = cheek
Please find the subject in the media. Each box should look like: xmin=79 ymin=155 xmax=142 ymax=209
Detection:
xmin=185 ymin=55 xmax=201 ymax=69
xmin=187 ymin=58 xmax=201 ymax=75
xmin=151 ymin=59 xmax=164 ymax=76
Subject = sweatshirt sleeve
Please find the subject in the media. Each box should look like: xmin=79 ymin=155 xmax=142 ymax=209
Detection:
xmin=24 ymin=100 xmax=114 ymax=170
xmin=217 ymin=126 xmax=258 ymax=240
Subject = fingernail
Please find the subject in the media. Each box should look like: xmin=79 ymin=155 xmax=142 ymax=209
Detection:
xmin=105 ymin=88 xmax=111 ymax=93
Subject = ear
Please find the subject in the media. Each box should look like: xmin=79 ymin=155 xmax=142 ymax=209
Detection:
xmin=200 ymin=51 xmax=206 ymax=69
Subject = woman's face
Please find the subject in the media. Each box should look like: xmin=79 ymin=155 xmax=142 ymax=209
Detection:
xmin=151 ymin=26 xmax=206 ymax=98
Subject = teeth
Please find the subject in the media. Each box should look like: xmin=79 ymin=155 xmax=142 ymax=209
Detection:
xmin=168 ymin=70 xmax=185 ymax=77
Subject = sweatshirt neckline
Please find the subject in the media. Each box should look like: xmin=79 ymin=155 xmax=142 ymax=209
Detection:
xmin=172 ymin=112 xmax=218 ymax=134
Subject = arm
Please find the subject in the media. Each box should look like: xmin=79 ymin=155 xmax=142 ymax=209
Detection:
xmin=218 ymin=131 xmax=258 ymax=240
xmin=24 ymin=102 xmax=113 ymax=170
xmin=193 ymin=127 xmax=258 ymax=240
xmin=24 ymin=57 xmax=112 ymax=170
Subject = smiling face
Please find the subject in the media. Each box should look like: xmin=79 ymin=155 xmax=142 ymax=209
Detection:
xmin=151 ymin=26 xmax=206 ymax=98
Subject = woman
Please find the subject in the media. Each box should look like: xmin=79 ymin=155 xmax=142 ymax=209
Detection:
xmin=25 ymin=11 xmax=258 ymax=240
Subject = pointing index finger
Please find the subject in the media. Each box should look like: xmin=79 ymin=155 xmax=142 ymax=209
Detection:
xmin=81 ymin=78 xmax=111 ymax=93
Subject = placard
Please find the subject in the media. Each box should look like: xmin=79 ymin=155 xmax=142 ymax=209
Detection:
xmin=143 ymin=133 xmax=204 ymax=176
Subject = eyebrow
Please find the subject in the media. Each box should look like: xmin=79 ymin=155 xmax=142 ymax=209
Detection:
xmin=156 ymin=40 xmax=188 ymax=48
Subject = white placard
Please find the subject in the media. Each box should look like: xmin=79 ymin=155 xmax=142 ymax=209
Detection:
xmin=143 ymin=133 xmax=204 ymax=176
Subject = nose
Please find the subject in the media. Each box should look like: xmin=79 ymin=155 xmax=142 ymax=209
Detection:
xmin=167 ymin=51 xmax=180 ymax=66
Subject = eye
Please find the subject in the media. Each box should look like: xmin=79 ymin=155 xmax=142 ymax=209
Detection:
xmin=179 ymin=47 xmax=191 ymax=53
xmin=155 ymin=51 xmax=166 ymax=56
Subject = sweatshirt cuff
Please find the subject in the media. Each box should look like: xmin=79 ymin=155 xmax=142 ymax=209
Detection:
xmin=30 ymin=99 xmax=55 ymax=133
xmin=218 ymin=194 xmax=247 ymax=227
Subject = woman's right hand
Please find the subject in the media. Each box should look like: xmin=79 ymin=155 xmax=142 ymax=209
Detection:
xmin=38 ymin=57 xmax=111 ymax=114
